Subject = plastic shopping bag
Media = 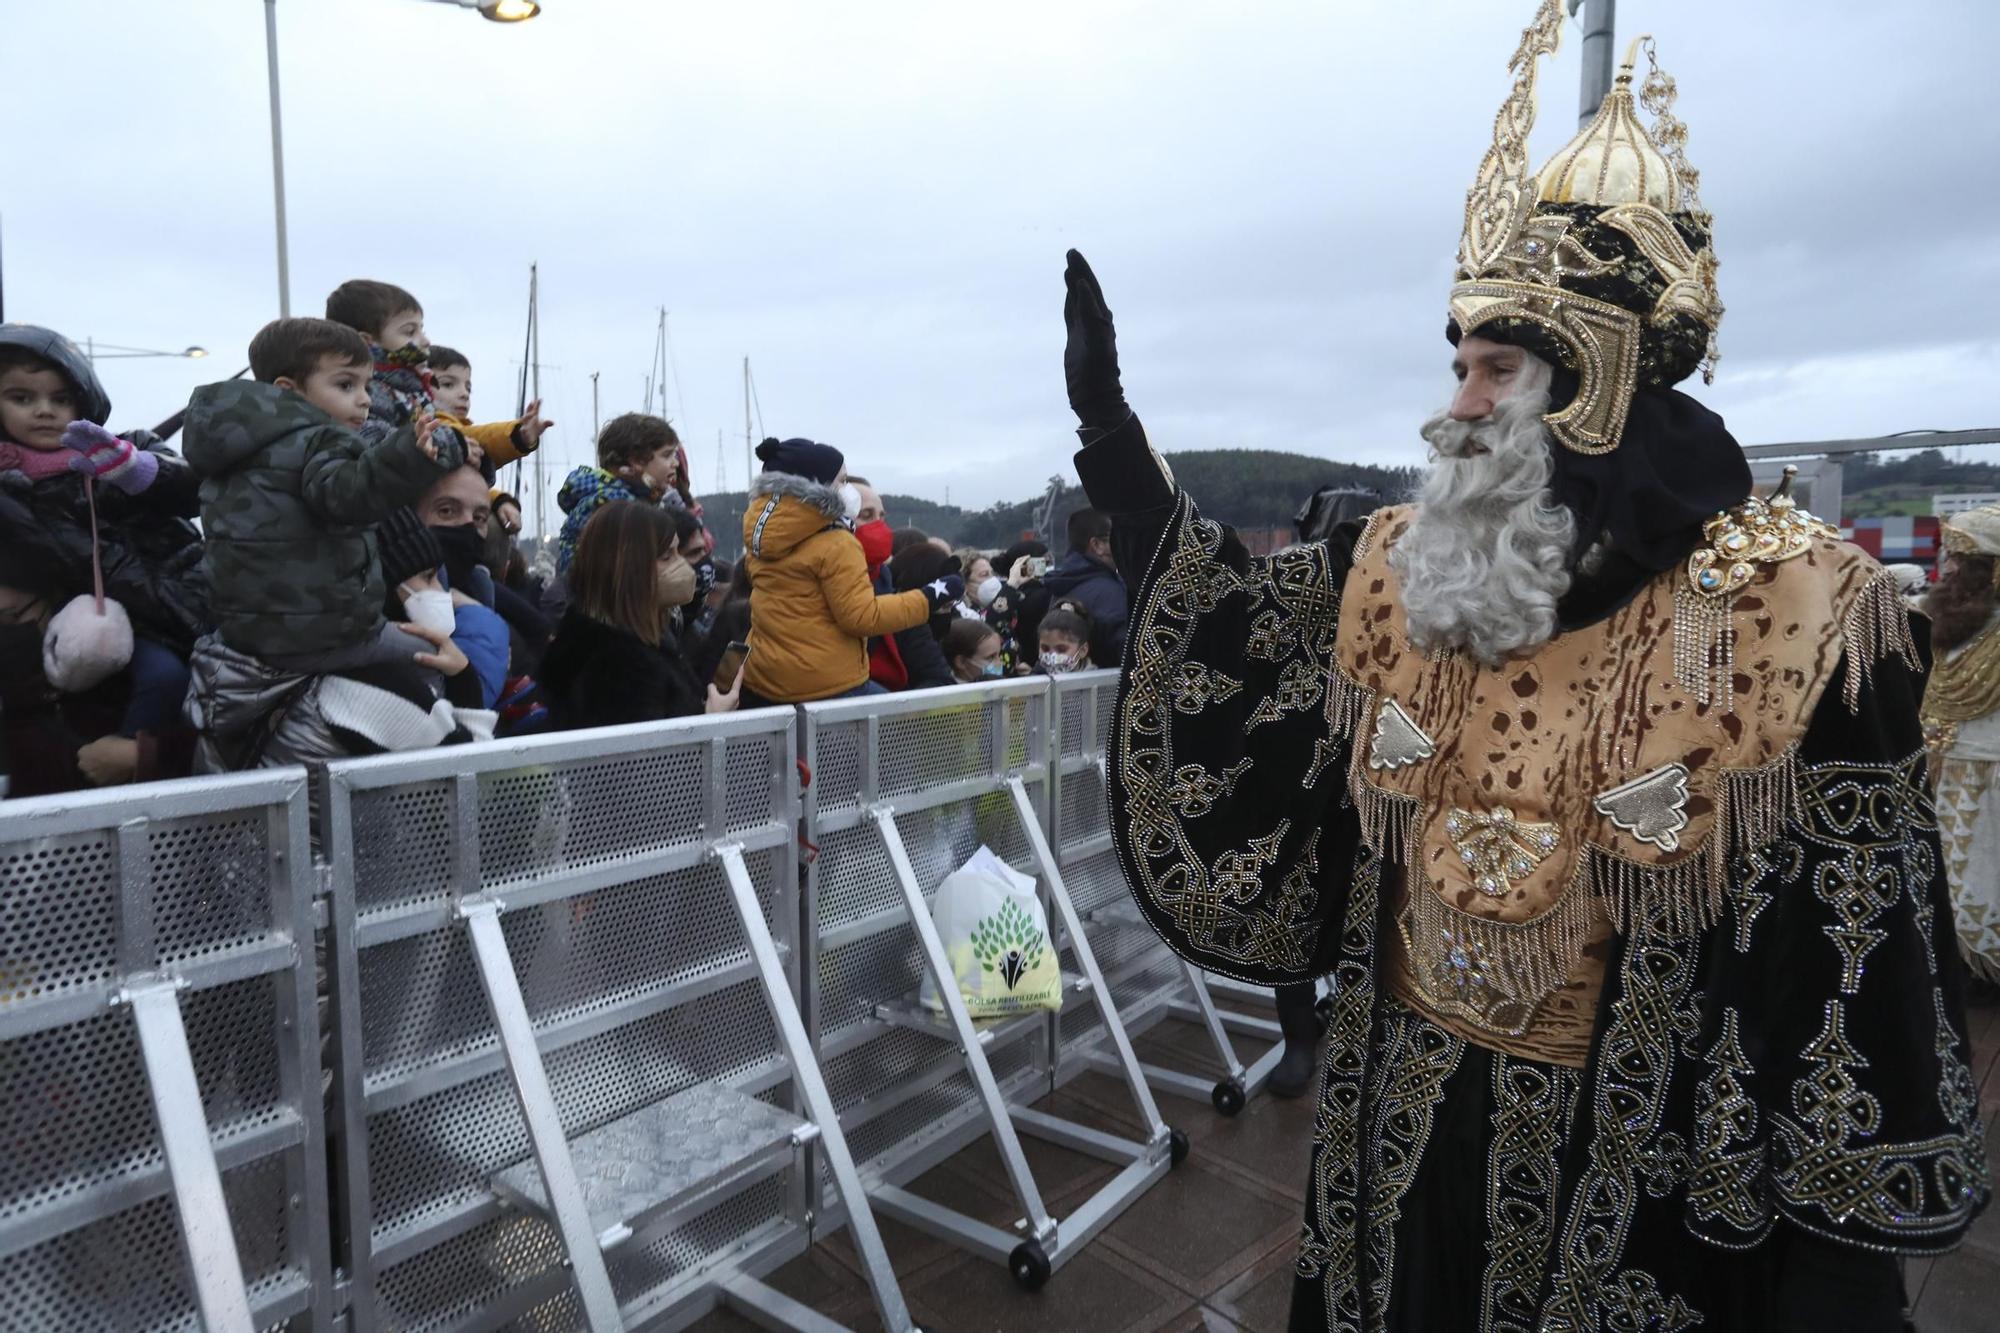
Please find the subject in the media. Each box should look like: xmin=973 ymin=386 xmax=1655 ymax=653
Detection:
xmin=918 ymin=846 xmax=1064 ymax=1017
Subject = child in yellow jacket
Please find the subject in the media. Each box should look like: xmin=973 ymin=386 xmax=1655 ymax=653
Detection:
xmin=429 ymin=345 xmax=552 ymax=470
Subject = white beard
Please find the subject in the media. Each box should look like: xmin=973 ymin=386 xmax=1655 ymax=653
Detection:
xmin=1389 ymin=359 xmax=1576 ymax=666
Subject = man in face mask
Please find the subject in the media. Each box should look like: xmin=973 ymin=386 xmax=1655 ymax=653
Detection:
xmin=411 ymin=463 xmax=513 ymax=706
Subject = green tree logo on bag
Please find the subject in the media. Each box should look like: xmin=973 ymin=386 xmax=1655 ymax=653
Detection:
xmin=971 ymin=899 xmax=1046 ymax=991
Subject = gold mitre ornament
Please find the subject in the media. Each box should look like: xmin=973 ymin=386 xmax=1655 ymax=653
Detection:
xmin=1449 ymin=0 xmax=1724 ymax=455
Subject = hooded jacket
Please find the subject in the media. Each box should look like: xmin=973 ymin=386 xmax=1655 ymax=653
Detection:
xmin=1040 ymin=549 xmax=1129 ymax=666
xmin=0 ymin=433 xmax=210 ymax=655
xmin=183 ymin=379 xmax=455 ymax=660
xmin=554 ymin=465 xmax=656 ymax=575
xmin=739 ymin=472 xmax=929 ymax=702
xmin=0 ymin=325 xmax=211 ymax=653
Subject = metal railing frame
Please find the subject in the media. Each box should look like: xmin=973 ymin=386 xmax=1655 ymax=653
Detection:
xmin=2 ymin=667 xmax=1257 ymax=1324
xmin=0 ymin=769 xmax=331 ymax=1333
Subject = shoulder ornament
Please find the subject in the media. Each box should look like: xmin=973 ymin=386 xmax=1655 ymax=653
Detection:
xmin=1674 ymin=467 xmax=1842 ymax=705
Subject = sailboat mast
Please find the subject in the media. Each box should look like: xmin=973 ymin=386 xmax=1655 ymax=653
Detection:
xmin=742 ymin=356 xmax=753 ymax=495
xmin=529 ymin=263 xmax=545 ymax=543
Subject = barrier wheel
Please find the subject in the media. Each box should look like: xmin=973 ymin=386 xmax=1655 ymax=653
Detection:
xmin=1211 ymin=1078 xmax=1246 ymax=1117
xmin=1010 ymin=1240 xmax=1052 ymax=1291
xmin=1169 ymin=1127 xmax=1191 ymax=1167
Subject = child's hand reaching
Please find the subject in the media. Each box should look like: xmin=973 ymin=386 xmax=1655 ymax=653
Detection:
xmin=465 ymin=438 xmax=486 ymax=470
xmin=415 ymin=412 xmax=439 ymax=462
xmin=63 ymin=423 xmax=159 ymax=494
xmin=512 ymin=400 xmax=554 ymax=452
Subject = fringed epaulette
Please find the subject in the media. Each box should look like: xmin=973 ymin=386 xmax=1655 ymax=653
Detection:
xmin=1674 ymin=467 xmax=1843 ymax=705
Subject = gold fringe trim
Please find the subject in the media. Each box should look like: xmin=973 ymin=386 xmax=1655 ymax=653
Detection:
xmin=1673 ymin=582 xmax=1736 ymax=707
xmin=1404 ymin=859 xmax=1600 ymax=1006
xmin=1841 ymin=568 xmax=1923 ymax=712
xmin=1327 ymin=667 xmax=1370 ymax=741
xmin=1593 ymin=844 xmax=1723 ymax=940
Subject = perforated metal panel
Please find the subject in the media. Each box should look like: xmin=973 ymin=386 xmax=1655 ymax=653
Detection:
xmin=321 ymin=713 xmax=803 ymax=1330
xmin=0 ymin=772 xmax=329 ymax=1332
xmin=801 ymin=680 xmax=1054 ymax=1188
xmin=1047 ymin=672 xmax=1188 ymax=1075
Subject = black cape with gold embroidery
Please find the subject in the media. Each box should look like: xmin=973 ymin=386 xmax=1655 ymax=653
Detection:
xmin=1074 ymin=415 xmax=1990 ymax=1332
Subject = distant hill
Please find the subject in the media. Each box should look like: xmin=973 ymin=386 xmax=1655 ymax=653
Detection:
xmin=1840 ymin=448 xmax=2000 ymax=518
xmin=699 ymin=449 xmax=1418 ymax=560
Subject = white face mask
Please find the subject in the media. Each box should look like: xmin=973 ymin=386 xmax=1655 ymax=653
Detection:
xmin=402 ymin=588 xmax=457 ymax=638
xmin=976 ymin=575 xmax=1003 ymax=608
xmin=839 ymin=483 xmax=863 ymax=522
xmin=1040 ymin=649 xmax=1082 ymax=675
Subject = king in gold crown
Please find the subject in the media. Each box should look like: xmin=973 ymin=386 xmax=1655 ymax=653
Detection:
xmin=1448 ymin=0 xmax=1723 ymax=455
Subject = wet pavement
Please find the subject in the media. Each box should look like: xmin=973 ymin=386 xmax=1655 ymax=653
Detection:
xmin=692 ymin=986 xmax=2000 ymax=1332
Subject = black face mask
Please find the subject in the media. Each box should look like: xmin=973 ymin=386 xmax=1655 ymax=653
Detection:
xmin=692 ymin=557 xmax=717 ymax=603
xmin=431 ymin=522 xmax=484 ymax=591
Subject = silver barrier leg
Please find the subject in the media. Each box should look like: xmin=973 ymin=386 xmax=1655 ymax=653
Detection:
xmin=868 ymin=805 xmax=1058 ymax=1245
xmin=715 ymin=843 xmax=917 ymax=1333
xmin=124 ymin=979 xmax=256 ymax=1333
xmin=460 ymin=899 xmax=624 ymax=1333
xmin=1005 ymin=777 xmax=1168 ymax=1142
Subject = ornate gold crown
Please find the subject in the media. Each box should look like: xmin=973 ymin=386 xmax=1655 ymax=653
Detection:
xmin=1449 ymin=0 xmax=1723 ymax=455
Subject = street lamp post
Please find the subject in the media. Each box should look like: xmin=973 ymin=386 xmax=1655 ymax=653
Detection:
xmin=83 ymin=341 xmax=209 ymax=363
xmin=263 ymin=0 xmax=290 ymax=317
xmin=260 ymin=0 xmax=540 ymax=319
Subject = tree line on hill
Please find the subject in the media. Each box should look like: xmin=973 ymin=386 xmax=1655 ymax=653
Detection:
xmin=700 ymin=449 xmax=1421 ymax=560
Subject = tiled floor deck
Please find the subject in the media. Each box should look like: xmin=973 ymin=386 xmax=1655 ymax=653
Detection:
xmin=694 ymin=987 xmax=2000 ymax=1332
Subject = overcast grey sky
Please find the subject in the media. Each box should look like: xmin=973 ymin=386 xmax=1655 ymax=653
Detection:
xmin=5 ymin=1 xmax=1994 ymax=533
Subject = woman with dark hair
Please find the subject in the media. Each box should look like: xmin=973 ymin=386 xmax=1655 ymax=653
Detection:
xmin=941 ymin=617 xmax=1004 ymax=683
xmin=538 ymin=501 xmax=739 ymax=730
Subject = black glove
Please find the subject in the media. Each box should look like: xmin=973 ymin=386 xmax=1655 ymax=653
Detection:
xmin=1064 ymin=249 xmax=1130 ymax=431
xmin=920 ymin=574 xmax=965 ymax=613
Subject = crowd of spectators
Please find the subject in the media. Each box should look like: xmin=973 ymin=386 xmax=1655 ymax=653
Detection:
xmin=0 ymin=290 xmax=1128 ymax=797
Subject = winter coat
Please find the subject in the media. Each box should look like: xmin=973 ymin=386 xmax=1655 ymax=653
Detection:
xmin=184 ymin=379 xmax=456 ymax=660
xmin=360 ymin=347 xmax=468 ymax=460
xmin=437 ymin=411 xmax=534 ymax=470
xmin=874 ymin=565 xmax=953 ymax=690
xmin=1040 ymin=550 xmax=1129 ymax=666
xmin=739 ymin=472 xmax=929 ymax=703
xmin=0 ymin=433 xmax=211 ymax=654
xmin=183 ymin=634 xmax=490 ymax=773
xmin=0 ymin=625 xmax=192 ymax=796
xmin=554 ymin=466 xmax=655 ymax=575
xmin=539 ymin=608 xmax=705 ymax=730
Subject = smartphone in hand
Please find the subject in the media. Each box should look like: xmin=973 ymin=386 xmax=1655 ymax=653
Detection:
xmin=714 ymin=641 xmax=753 ymax=693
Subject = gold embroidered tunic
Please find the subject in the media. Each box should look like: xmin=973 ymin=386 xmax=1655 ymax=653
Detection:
xmin=1074 ymin=413 xmax=1988 ymax=1331
xmin=1337 ymin=505 xmax=1874 ymax=1067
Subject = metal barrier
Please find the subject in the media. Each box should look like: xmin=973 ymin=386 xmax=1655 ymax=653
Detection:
xmin=1046 ymin=671 xmax=1286 ymax=1113
xmin=800 ymin=677 xmax=1179 ymax=1291
xmin=319 ymin=708 xmax=912 ymax=1332
xmin=0 ymin=770 xmax=330 ymax=1333
xmin=0 ymin=670 xmax=1251 ymax=1325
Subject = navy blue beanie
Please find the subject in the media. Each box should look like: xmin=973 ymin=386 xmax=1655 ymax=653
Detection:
xmin=756 ymin=436 xmax=844 ymax=486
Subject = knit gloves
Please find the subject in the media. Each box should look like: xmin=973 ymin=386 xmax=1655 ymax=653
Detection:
xmin=920 ymin=574 xmax=966 ymax=613
xmin=62 ymin=422 xmax=158 ymax=494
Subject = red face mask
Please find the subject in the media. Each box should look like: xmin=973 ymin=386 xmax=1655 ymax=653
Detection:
xmin=856 ymin=519 xmax=894 ymax=574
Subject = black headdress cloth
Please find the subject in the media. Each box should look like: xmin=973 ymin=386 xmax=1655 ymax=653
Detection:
xmin=1451 ymin=325 xmax=1754 ymax=575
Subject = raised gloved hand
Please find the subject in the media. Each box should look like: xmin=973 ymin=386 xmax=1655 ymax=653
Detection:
xmin=921 ymin=574 xmax=966 ymax=613
xmin=63 ymin=422 xmax=159 ymax=494
xmin=1063 ymin=249 xmax=1130 ymax=432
